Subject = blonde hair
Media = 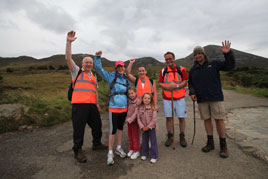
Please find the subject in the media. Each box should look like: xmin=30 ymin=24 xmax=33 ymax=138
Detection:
xmin=139 ymin=93 xmax=156 ymax=110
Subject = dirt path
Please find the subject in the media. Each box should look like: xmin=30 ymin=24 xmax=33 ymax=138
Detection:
xmin=1 ymin=90 xmax=268 ymax=179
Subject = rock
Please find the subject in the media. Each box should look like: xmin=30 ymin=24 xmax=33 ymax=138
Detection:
xmin=0 ymin=104 xmax=29 ymax=123
xmin=18 ymin=125 xmax=28 ymax=131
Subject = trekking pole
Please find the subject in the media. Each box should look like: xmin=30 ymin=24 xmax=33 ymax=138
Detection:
xmin=171 ymin=91 xmax=175 ymax=150
xmin=191 ymin=100 xmax=196 ymax=145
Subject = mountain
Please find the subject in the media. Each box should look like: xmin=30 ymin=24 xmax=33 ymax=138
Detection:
xmin=175 ymin=45 xmax=268 ymax=68
xmin=0 ymin=45 xmax=267 ymax=70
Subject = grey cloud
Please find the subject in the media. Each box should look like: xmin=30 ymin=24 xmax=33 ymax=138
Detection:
xmin=0 ymin=0 xmax=76 ymax=33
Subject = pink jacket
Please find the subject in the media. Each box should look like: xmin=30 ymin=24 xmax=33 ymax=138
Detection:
xmin=137 ymin=105 xmax=157 ymax=130
xmin=126 ymin=97 xmax=138 ymax=124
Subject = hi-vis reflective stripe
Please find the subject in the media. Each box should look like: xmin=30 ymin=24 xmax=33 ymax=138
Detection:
xmin=73 ymin=70 xmax=97 ymax=86
xmin=76 ymin=80 xmax=97 ymax=86
xmin=164 ymin=72 xmax=181 ymax=83
xmin=73 ymin=89 xmax=96 ymax=93
xmin=163 ymin=81 xmax=180 ymax=84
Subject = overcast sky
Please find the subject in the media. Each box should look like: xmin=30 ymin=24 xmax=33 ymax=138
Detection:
xmin=0 ymin=0 xmax=267 ymax=62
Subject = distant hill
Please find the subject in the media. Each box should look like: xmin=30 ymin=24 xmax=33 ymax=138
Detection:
xmin=176 ymin=45 xmax=268 ymax=69
xmin=1 ymin=45 xmax=267 ymax=70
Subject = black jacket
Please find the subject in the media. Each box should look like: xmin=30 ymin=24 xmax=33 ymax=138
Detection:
xmin=188 ymin=51 xmax=235 ymax=103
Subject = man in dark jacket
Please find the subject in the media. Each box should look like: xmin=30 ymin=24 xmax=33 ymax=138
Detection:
xmin=188 ymin=41 xmax=235 ymax=158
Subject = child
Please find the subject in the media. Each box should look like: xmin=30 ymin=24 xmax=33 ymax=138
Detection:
xmin=137 ymin=93 xmax=158 ymax=163
xmin=125 ymin=87 xmax=140 ymax=159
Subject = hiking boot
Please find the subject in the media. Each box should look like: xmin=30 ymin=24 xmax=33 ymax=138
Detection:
xmin=220 ymin=141 xmax=229 ymax=158
xmin=107 ymin=153 xmax=114 ymax=165
xmin=180 ymin=133 xmax=187 ymax=148
xmin=74 ymin=149 xmax=87 ymax=163
xmin=165 ymin=133 xmax=173 ymax=147
xmin=115 ymin=147 xmax=126 ymax=158
xmin=202 ymin=140 xmax=215 ymax=153
xmin=92 ymin=143 xmax=108 ymax=150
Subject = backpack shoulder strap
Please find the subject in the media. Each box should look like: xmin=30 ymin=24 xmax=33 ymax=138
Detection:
xmin=176 ymin=66 xmax=183 ymax=79
xmin=73 ymin=69 xmax=82 ymax=86
xmin=149 ymin=78 xmax=154 ymax=86
xmin=110 ymin=74 xmax=117 ymax=90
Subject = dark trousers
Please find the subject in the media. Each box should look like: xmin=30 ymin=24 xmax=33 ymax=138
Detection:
xmin=141 ymin=128 xmax=158 ymax=159
xmin=72 ymin=103 xmax=102 ymax=153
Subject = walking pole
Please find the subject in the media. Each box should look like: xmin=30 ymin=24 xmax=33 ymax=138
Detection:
xmin=171 ymin=91 xmax=175 ymax=150
xmin=191 ymin=100 xmax=196 ymax=145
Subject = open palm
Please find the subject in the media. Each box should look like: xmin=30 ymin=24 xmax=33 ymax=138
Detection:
xmin=219 ymin=40 xmax=231 ymax=53
xmin=67 ymin=31 xmax=77 ymax=42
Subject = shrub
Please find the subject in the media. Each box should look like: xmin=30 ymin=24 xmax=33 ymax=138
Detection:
xmin=6 ymin=68 xmax=14 ymax=73
xmin=36 ymin=65 xmax=48 ymax=70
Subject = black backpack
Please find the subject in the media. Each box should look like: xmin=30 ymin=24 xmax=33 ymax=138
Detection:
xmin=162 ymin=66 xmax=183 ymax=80
xmin=68 ymin=69 xmax=82 ymax=101
xmin=134 ymin=77 xmax=154 ymax=87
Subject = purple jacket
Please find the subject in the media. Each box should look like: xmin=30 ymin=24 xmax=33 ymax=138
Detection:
xmin=126 ymin=97 xmax=138 ymax=124
xmin=137 ymin=105 xmax=157 ymax=130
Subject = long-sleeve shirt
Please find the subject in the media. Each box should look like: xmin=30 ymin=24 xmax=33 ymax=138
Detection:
xmin=188 ymin=51 xmax=235 ymax=103
xmin=137 ymin=105 xmax=157 ymax=130
xmin=126 ymin=98 xmax=138 ymax=124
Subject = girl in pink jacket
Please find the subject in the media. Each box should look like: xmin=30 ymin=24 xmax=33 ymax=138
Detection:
xmin=125 ymin=87 xmax=140 ymax=159
xmin=137 ymin=93 xmax=158 ymax=163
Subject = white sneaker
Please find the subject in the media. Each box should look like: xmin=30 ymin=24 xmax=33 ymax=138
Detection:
xmin=130 ymin=152 xmax=140 ymax=160
xmin=115 ymin=147 xmax=126 ymax=158
xmin=127 ymin=150 xmax=134 ymax=157
xmin=141 ymin=156 xmax=147 ymax=160
xmin=150 ymin=158 xmax=157 ymax=163
xmin=107 ymin=153 xmax=114 ymax=165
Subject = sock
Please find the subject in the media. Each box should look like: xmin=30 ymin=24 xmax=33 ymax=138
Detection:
xmin=220 ymin=137 xmax=226 ymax=143
xmin=108 ymin=150 xmax=113 ymax=154
xmin=116 ymin=145 xmax=121 ymax=150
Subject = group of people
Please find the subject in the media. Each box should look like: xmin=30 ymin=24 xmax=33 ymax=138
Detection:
xmin=65 ymin=31 xmax=235 ymax=165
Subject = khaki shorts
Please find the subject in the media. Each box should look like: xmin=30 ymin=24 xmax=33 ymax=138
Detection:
xmin=198 ymin=101 xmax=225 ymax=120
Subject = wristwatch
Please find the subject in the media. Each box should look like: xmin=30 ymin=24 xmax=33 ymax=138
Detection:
xmin=176 ymin=84 xmax=179 ymax=88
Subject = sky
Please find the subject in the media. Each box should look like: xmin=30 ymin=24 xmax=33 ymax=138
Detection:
xmin=0 ymin=0 xmax=268 ymax=62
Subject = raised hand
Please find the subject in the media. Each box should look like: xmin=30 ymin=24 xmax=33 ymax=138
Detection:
xmin=219 ymin=40 xmax=231 ymax=53
xmin=129 ymin=58 xmax=135 ymax=64
xmin=95 ymin=51 xmax=102 ymax=56
xmin=67 ymin=31 xmax=77 ymax=43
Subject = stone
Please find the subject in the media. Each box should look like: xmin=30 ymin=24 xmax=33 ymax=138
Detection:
xmin=0 ymin=104 xmax=29 ymax=123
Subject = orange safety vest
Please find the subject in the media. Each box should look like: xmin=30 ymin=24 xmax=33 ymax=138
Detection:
xmin=136 ymin=76 xmax=154 ymax=100
xmin=71 ymin=70 xmax=97 ymax=104
xmin=162 ymin=66 xmax=186 ymax=99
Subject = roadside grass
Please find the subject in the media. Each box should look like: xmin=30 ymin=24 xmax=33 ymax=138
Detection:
xmin=0 ymin=71 xmax=109 ymax=133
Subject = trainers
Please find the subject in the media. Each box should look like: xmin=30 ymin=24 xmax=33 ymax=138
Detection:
xmin=115 ymin=147 xmax=126 ymax=158
xmin=150 ymin=158 xmax=157 ymax=163
xmin=92 ymin=143 xmax=108 ymax=150
xmin=127 ymin=150 xmax=134 ymax=157
xmin=179 ymin=133 xmax=187 ymax=148
xmin=202 ymin=140 xmax=215 ymax=153
xmin=107 ymin=153 xmax=114 ymax=165
xmin=220 ymin=142 xmax=229 ymax=158
xmin=130 ymin=152 xmax=140 ymax=160
xmin=165 ymin=133 xmax=173 ymax=147
xmin=141 ymin=156 xmax=147 ymax=160
xmin=74 ymin=149 xmax=87 ymax=163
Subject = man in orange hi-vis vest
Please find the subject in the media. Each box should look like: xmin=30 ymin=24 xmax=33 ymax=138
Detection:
xmin=65 ymin=31 xmax=107 ymax=163
xmin=159 ymin=52 xmax=189 ymax=148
